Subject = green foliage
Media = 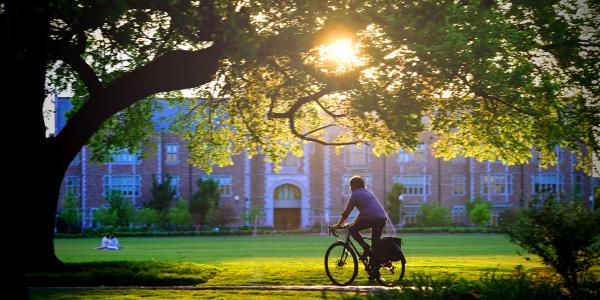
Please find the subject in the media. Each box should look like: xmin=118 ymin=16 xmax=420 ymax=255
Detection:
xmin=133 ymin=208 xmax=161 ymax=228
xmin=501 ymin=200 xmax=600 ymax=297
xmin=25 ymin=261 xmax=217 ymax=287
xmin=418 ymin=203 xmax=451 ymax=226
xmin=385 ymin=183 xmax=404 ymax=224
xmin=205 ymin=204 xmax=238 ymax=228
xmin=189 ymin=178 xmax=220 ymax=226
xmin=58 ymin=191 xmax=80 ymax=234
xmin=469 ymin=202 xmax=491 ymax=226
xmin=94 ymin=191 xmax=135 ymax=227
xmin=240 ymin=204 xmax=264 ymax=224
xmin=168 ymin=198 xmax=193 ymax=227
xmin=47 ymin=0 xmax=599 ymax=174
xmin=147 ymin=174 xmax=177 ymax=227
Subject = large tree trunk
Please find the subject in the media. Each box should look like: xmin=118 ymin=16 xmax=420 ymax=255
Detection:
xmin=4 ymin=2 xmax=223 ymax=299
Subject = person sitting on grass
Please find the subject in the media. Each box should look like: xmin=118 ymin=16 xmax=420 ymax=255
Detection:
xmin=95 ymin=233 xmax=112 ymax=250
xmin=107 ymin=234 xmax=122 ymax=250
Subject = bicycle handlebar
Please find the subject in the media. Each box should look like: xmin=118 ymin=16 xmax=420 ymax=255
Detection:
xmin=328 ymin=225 xmax=349 ymax=237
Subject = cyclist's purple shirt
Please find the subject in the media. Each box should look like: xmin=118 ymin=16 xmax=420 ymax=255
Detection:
xmin=342 ymin=188 xmax=388 ymax=220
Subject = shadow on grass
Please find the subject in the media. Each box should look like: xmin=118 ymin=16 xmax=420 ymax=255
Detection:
xmin=26 ymin=261 xmax=218 ymax=287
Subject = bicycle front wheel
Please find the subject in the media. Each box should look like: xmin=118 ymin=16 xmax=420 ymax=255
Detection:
xmin=324 ymin=241 xmax=358 ymax=286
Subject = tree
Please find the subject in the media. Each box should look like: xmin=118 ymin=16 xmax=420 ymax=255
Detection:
xmin=385 ymin=183 xmax=404 ymax=225
xmin=95 ymin=191 xmax=135 ymax=228
xmin=418 ymin=203 xmax=451 ymax=227
xmin=168 ymin=198 xmax=193 ymax=228
xmin=469 ymin=201 xmax=491 ymax=226
xmin=133 ymin=208 xmax=161 ymax=229
xmin=189 ymin=178 xmax=219 ymax=227
xmin=6 ymin=0 xmax=599 ymax=283
xmin=57 ymin=191 xmax=80 ymax=234
xmin=501 ymin=200 xmax=600 ymax=297
xmin=205 ymin=204 xmax=238 ymax=228
xmin=147 ymin=174 xmax=178 ymax=227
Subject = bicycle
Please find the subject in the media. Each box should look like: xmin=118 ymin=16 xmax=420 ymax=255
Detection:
xmin=324 ymin=225 xmax=406 ymax=286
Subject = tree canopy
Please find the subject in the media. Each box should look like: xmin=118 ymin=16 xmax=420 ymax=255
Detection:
xmin=45 ymin=0 xmax=599 ymax=173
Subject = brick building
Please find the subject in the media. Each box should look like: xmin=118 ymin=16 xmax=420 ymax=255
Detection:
xmin=56 ymin=97 xmax=598 ymax=229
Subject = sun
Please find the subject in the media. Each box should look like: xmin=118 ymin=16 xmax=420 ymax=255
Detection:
xmin=318 ymin=38 xmax=362 ymax=72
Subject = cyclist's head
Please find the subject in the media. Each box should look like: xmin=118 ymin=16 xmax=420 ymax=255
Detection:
xmin=349 ymin=176 xmax=366 ymax=192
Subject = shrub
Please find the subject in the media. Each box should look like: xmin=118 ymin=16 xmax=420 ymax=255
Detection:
xmin=147 ymin=174 xmax=177 ymax=227
xmin=189 ymin=178 xmax=219 ymax=226
xmin=469 ymin=201 xmax=491 ymax=226
xmin=385 ymin=183 xmax=404 ymax=225
xmin=206 ymin=204 xmax=238 ymax=228
xmin=57 ymin=191 xmax=81 ymax=234
xmin=95 ymin=191 xmax=135 ymax=227
xmin=500 ymin=200 xmax=600 ymax=298
xmin=418 ymin=203 xmax=450 ymax=226
xmin=168 ymin=198 xmax=193 ymax=227
xmin=134 ymin=207 xmax=161 ymax=228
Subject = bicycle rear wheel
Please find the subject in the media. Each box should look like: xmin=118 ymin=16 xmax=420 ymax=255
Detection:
xmin=375 ymin=252 xmax=406 ymax=286
xmin=324 ymin=241 xmax=358 ymax=286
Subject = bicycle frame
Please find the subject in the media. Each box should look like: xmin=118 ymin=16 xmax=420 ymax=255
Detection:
xmin=330 ymin=226 xmax=371 ymax=267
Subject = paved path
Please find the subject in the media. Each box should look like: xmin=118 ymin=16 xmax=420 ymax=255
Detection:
xmin=30 ymin=285 xmax=402 ymax=293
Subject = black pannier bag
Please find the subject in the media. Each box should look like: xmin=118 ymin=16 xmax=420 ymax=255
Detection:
xmin=374 ymin=236 xmax=404 ymax=262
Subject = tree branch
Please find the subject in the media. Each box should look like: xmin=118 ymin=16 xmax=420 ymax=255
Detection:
xmin=54 ymin=45 xmax=223 ymax=161
xmin=48 ymin=40 xmax=103 ymax=95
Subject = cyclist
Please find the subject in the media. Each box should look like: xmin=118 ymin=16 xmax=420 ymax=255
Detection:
xmin=331 ymin=176 xmax=388 ymax=264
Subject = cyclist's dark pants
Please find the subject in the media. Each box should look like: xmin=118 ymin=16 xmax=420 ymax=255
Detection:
xmin=349 ymin=218 xmax=387 ymax=254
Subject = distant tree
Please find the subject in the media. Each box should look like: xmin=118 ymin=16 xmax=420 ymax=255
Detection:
xmin=189 ymin=178 xmax=219 ymax=226
xmin=134 ymin=208 xmax=161 ymax=229
xmin=469 ymin=201 xmax=491 ymax=226
xmin=418 ymin=203 xmax=450 ymax=226
xmin=385 ymin=183 xmax=404 ymax=225
xmin=501 ymin=200 xmax=600 ymax=298
xmin=147 ymin=174 xmax=177 ymax=226
xmin=95 ymin=191 xmax=134 ymax=227
xmin=58 ymin=191 xmax=80 ymax=234
xmin=240 ymin=204 xmax=264 ymax=226
xmin=168 ymin=198 xmax=193 ymax=227
xmin=206 ymin=204 xmax=238 ymax=228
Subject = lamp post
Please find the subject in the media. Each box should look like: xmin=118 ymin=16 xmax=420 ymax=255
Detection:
xmin=398 ymin=194 xmax=404 ymax=226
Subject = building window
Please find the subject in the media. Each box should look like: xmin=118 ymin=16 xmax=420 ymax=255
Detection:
xmin=344 ymin=145 xmax=369 ymax=167
xmin=342 ymin=175 xmax=373 ymax=196
xmin=398 ymin=143 xmax=426 ymax=163
xmin=202 ymin=175 xmax=232 ymax=196
xmin=110 ymin=148 xmax=141 ymax=164
xmin=532 ymin=173 xmax=563 ymax=195
xmin=169 ymin=176 xmax=180 ymax=196
xmin=451 ymin=205 xmax=466 ymax=225
xmin=394 ymin=175 xmax=430 ymax=195
xmin=481 ymin=174 xmax=512 ymax=195
xmin=66 ymin=176 xmax=81 ymax=197
xmin=103 ymin=175 xmax=141 ymax=197
xmin=281 ymin=153 xmax=300 ymax=168
xmin=403 ymin=206 xmax=420 ymax=225
xmin=274 ymin=184 xmax=301 ymax=200
xmin=573 ymin=174 xmax=583 ymax=198
xmin=452 ymin=175 xmax=466 ymax=195
xmin=165 ymin=144 xmax=179 ymax=165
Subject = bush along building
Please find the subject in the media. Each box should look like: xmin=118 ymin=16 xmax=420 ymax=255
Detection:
xmin=55 ymin=97 xmax=598 ymax=230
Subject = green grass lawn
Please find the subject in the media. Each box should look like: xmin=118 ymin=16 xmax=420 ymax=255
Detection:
xmin=53 ymin=233 xmax=543 ymax=286
xmin=30 ymin=233 xmax=548 ymax=299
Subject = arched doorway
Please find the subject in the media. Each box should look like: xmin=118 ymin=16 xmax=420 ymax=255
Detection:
xmin=274 ymin=184 xmax=301 ymax=230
